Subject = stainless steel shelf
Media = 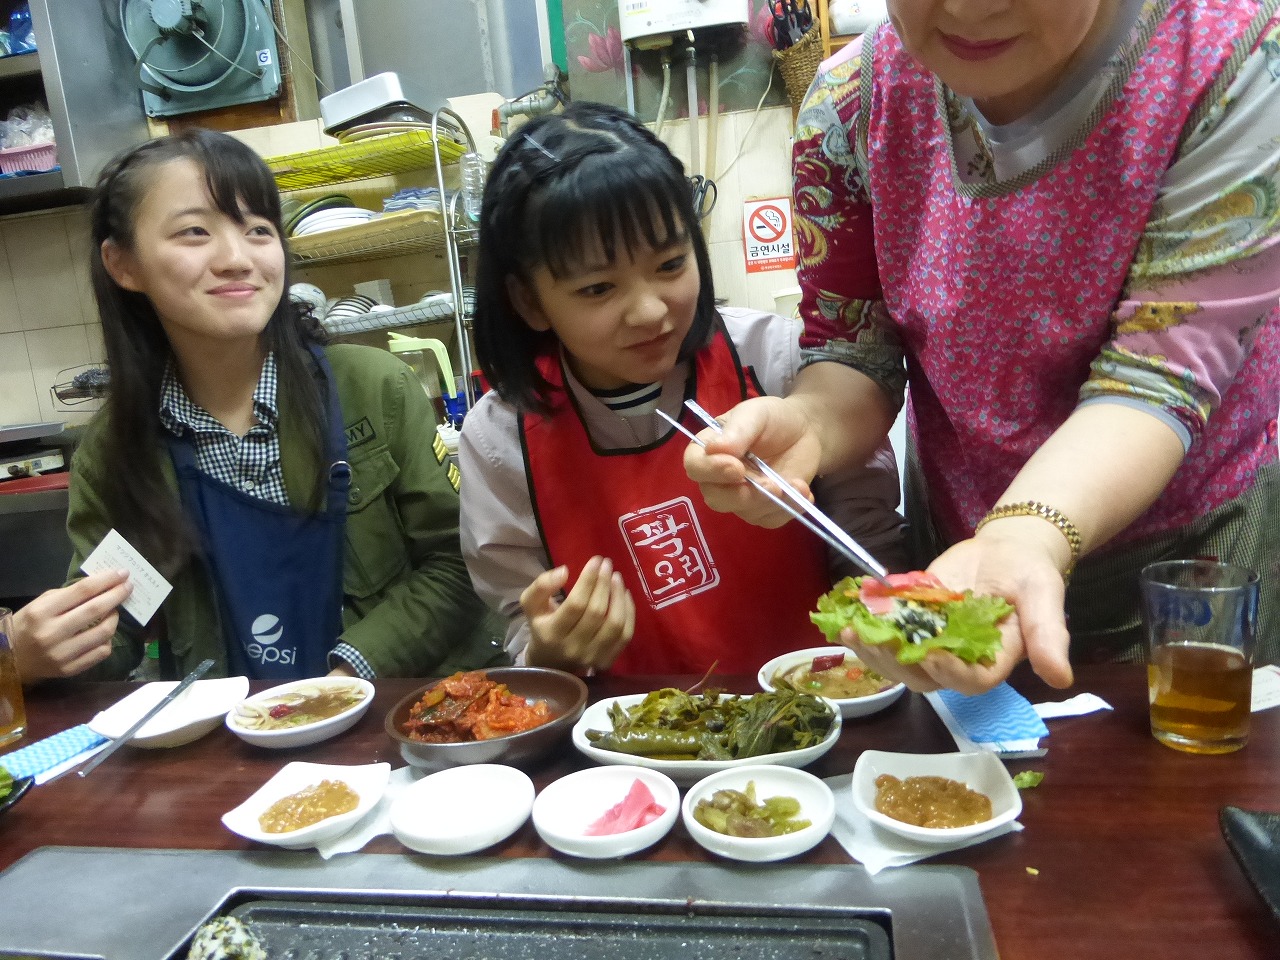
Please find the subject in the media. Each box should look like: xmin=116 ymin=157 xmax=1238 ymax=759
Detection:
xmin=321 ymin=290 xmax=474 ymax=337
xmin=0 ymin=168 xmax=84 ymax=216
xmin=0 ymin=51 xmax=40 ymax=80
xmin=290 ymin=209 xmax=451 ymax=267
xmin=275 ymin=108 xmax=481 ymax=404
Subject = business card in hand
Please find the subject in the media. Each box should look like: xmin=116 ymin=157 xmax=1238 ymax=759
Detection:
xmin=80 ymin=528 xmax=172 ymax=626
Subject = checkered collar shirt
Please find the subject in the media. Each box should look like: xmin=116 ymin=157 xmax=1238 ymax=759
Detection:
xmin=158 ymin=351 xmax=290 ymax=506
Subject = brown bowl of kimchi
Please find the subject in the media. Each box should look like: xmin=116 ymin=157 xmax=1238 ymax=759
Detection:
xmin=385 ymin=667 xmax=588 ymax=770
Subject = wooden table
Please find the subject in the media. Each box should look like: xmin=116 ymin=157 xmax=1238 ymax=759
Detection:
xmin=1 ymin=664 xmax=1276 ymax=959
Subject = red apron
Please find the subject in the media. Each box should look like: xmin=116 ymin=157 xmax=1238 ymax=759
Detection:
xmin=521 ymin=328 xmax=830 ymax=675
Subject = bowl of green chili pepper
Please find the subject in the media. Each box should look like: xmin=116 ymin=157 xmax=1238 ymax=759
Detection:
xmin=572 ymin=687 xmax=840 ymax=786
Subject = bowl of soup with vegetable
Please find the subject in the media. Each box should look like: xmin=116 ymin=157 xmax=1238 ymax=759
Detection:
xmin=226 ymin=677 xmax=375 ymax=749
xmin=758 ymin=647 xmax=905 ymax=719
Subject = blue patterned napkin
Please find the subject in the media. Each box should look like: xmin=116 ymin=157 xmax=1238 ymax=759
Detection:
xmin=927 ymin=684 xmax=1049 ymax=758
xmin=0 ymin=725 xmax=108 ymax=780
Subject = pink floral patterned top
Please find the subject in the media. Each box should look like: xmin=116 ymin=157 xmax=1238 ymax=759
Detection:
xmin=795 ymin=0 xmax=1280 ymax=546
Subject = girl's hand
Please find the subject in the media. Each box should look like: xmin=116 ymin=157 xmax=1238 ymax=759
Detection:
xmin=839 ymin=537 xmax=1074 ymax=696
xmin=521 ymin=556 xmax=636 ymax=672
xmin=11 ymin=570 xmax=133 ymax=682
xmin=681 ymin=395 xmax=821 ymax=528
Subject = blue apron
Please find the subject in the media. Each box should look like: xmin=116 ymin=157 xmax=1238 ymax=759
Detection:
xmin=169 ymin=348 xmax=351 ymax=680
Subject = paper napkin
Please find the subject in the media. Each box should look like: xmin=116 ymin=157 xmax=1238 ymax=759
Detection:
xmin=1251 ymin=665 xmax=1280 ymax=713
xmin=824 ymin=773 xmax=1022 ymax=875
xmin=927 ymin=684 xmax=1050 ymax=758
xmin=80 ymin=528 xmax=172 ymax=626
xmin=0 ymin=725 xmax=109 ymax=784
xmin=1033 ymin=693 xmax=1113 ymax=719
xmin=315 ymin=764 xmax=423 ymax=859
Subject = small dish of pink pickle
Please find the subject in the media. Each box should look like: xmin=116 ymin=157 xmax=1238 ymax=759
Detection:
xmin=532 ymin=764 xmax=679 ymax=858
xmin=584 ymin=779 xmax=667 ymax=836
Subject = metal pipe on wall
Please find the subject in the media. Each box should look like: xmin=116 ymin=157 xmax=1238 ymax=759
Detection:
xmin=685 ymin=34 xmax=699 ymax=177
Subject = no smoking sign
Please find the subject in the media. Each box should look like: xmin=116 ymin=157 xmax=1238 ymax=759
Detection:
xmin=742 ymin=197 xmax=796 ymax=273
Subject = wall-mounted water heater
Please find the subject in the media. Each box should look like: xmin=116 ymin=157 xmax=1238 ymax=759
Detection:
xmin=618 ymin=0 xmax=749 ymax=45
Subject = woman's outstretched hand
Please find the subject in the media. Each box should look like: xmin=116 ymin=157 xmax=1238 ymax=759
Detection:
xmin=838 ymin=537 xmax=1074 ymax=696
xmin=11 ymin=570 xmax=133 ymax=682
xmin=520 ymin=556 xmax=636 ymax=672
xmin=681 ymin=395 xmax=822 ymax=527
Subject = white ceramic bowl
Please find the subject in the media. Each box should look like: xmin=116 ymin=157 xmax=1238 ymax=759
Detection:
xmin=572 ymin=693 xmax=841 ymax=785
xmin=226 ymin=677 xmax=375 ymax=749
xmin=221 ymin=761 xmax=390 ymax=849
xmin=289 ymin=282 xmax=328 ymax=315
xmin=88 ymin=676 xmax=249 ymax=749
xmin=681 ymin=765 xmax=835 ymax=863
xmin=758 ymin=647 xmax=906 ymax=719
xmin=851 ymin=750 xmax=1023 ymax=845
xmin=390 ymin=763 xmax=534 ymax=855
xmin=532 ymin=765 xmax=679 ymax=859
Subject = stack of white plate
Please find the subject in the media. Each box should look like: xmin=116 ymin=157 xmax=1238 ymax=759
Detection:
xmin=292 ymin=206 xmax=377 ymax=237
xmin=337 ymin=121 xmax=462 ymax=145
xmin=322 ymin=295 xmax=379 ymax=323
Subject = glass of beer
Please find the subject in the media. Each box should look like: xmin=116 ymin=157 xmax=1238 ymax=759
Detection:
xmin=0 ymin=608 xmax=26 ymax=749
xmin=1141 ymin=560 xmax=1258 ymax=755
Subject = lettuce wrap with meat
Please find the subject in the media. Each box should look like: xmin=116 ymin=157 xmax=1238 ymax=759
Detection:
xmin=810 ymin=572 xmax=1012 ymax=665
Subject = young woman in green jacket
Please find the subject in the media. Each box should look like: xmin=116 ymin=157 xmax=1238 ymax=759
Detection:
xmin=11 ymin=130 xmax=500 ymax=682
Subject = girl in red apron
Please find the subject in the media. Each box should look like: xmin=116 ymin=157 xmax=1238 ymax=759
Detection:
xmin=462 ymin=102 xmax=904 ymax=676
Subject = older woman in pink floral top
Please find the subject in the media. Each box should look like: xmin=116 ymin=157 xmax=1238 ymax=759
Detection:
xmin=684 ymin=0 xmax=1280 ymax=694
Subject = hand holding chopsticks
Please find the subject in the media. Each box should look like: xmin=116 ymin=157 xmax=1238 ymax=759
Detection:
xmin=657 ymin=401 xmax=891 ymax=585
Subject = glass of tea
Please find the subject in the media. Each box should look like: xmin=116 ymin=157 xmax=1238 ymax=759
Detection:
xmin=0 ymin=608 xmax=26 ymax=749
xmin=1140 ymin=560 xmax=1258 ymax=755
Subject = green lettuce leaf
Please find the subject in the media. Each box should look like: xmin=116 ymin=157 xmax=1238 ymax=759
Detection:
xmin=0 ymin=767 xmax=11 ymax=801
xmin=1013 ymin=770 xmax=1045 ymax=790
xmin=810 ymin=575 xmax=1012 ymax=665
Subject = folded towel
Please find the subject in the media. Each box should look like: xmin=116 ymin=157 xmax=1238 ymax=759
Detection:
xmin=0 ymin=725 xmax=108 ymax=781
xmin=927 ymin=684 xmax=1049 ymax=758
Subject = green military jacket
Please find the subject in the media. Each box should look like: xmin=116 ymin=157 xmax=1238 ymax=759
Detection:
xmin=68 ymin=343 xmax=504 ymax=679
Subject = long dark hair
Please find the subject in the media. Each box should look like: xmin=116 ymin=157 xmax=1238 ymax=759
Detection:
xmin=88 ymin=128 xmax=327 ymax=576
xmin=473 ymin=101 xmax=718 ymax=414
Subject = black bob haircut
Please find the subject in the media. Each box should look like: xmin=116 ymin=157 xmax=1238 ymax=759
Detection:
xmin=472 ymin=101 xmax=718 ymax=414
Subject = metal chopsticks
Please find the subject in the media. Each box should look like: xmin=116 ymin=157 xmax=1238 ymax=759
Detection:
xmin=655 ymin=405 xmax=891 ymax=585
xmin=683 ymin=399 xmax=891 ymax=584
xmin=77 ymin=658 xmax=215 ymax=778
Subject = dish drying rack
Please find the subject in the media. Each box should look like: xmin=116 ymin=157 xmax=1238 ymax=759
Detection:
xmin=320 ymin=286 xmax=476 ymax=338
xmin=290 ymin=208 xmax=448 ymax=266
xmin=263 ymin=111 xmax=481 ymax=409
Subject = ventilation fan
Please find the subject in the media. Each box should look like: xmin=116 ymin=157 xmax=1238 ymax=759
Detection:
xmin=120 ymin=0 xmax=282 ymax=118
